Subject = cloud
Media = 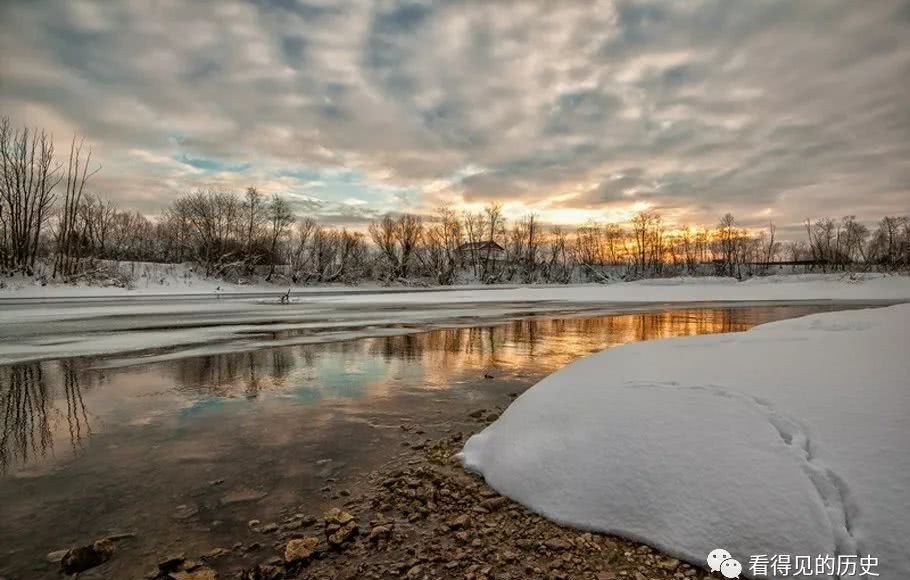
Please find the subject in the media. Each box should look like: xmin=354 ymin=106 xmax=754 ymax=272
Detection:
xmin=0 ymin=0 xmax=907 ymax=233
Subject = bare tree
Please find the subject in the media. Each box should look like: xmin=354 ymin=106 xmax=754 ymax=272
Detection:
xmin=54 ymin=134 xmax=100 ymax=278
xmin=265 ymin=194 xmax=294 ymax=281
xmin=0 ymin=118 xmax=62 ymax=273
xmin=396 ymin=214 xmax=422 ymax=279
xmin=716 ymin=213 xmax=738 ymax=276
xmin=369 ymin=213 xmax=422 ymax=280
xmin=479 ymin=204 xmax=505 ymax=282
xmin=168 ymin=188 xmax=241 ymax=276
xmin=630 ymin=210 xmax=662 ymax=275
xmin=507 ymin=213 xmax=541 ymax=283
xmin=762 ymin=221 xmax=779 ymax=268
xmin=369 ymin=215 xmax=399 ymax=279
xmin=420 ymin=205 xmax=463 ymax=284
xmin=241 ymin=186 xmax=265 ymax=272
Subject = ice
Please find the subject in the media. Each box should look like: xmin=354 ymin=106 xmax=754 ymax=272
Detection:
xmin=1 ymin=273 xmax=909 ymax=366
xmin=461 ymin=304 xmax=910 ymax=579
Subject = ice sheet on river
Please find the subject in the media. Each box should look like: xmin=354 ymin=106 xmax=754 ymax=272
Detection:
xmin=461 ymin=304 xmax=910 ymax=579
xmin=1 ymin=273 xmax=909 ymax=366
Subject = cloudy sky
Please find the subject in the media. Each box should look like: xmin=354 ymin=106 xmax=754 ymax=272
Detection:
xmin=1 ymin=0 xmax=908 ymax=235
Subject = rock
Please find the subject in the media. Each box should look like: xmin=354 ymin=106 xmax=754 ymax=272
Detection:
xmin=220 ymin=488 xmax=267 ymax=505
xmin=659 ymin=558 xmax=680 ymax=571
xmin=368 ymin=524 xmax=392 ymax=542
xmin=202 ymin=547 xmax=230 ymax=560
xmin=484 ymin=412 xmax=499 ymax=422
xmin=327 ymin=521 xmax=358 ymax=547
xmin=60 ymin=539 xmax=115 ymax=574
xmin=284 ymin=537 xmax=320 ymax=563
xmin=480 ymin=496 xmax=508 ymax=511
xmin=172 ymin=504 xmax=198 ymax=520
xmin=158 ymin=554 xmax=186 ymax=574
xmin=448 ymin=514 xmax=470 ymax=529
xmin=259 ymin=522 xmax=278 ymax=534
xmin=46 ymin=549 xmax=68 ymax=564
xmin=324 ymin=508 xmax=359 ymax=547
xmin=240 ymin=565 xmax=283 ymax=580
xmin=323 ymin=508 xmax=355 ymax=526
xmin=248 ymin=519 xmax=261 ymax=528
xmin=468 ymin=409 xmax=486 ymax=419
xmin=545 ymin=537 xmax=572 ymax=551
xmin=169 ymin=568 xmax=216 ymax=580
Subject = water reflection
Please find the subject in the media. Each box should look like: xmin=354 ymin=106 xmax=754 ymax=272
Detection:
xmin=0 ymin=305 xmax=842 ymax=475
xmin=0 ymin=362 xmax=92 ymax=473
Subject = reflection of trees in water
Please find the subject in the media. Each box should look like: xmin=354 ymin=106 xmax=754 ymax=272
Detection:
xmin=0 ymin=361 xmax=91 ymax=473
xmin=166 ymin=308 xmax=761 ymax=398
xmin=61 ymin=361 xmax=91 ymax=454
xmin=173 ymin=348 xmax=295 ymax=398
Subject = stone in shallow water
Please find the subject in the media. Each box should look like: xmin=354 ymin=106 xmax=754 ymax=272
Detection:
xmin=220 ymin=488 xmax=268 ymax=505
xmin=60 ymin=539 xmax=115 ymax=574
xmin=46 ymin=549 xmax=68 ymax=564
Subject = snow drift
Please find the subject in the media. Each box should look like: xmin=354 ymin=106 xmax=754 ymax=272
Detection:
xmin=461 ymin=304 xmax=910 ymax=579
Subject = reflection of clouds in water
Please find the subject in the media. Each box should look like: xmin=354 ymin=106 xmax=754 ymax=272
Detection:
xmin=0 ymin=306 xmax=820 ymax=474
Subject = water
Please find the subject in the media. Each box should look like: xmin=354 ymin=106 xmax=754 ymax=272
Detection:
xmin=0 ymin=304 xmax=868 ymax=578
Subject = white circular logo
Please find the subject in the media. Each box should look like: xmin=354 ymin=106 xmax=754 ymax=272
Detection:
xmin=707 ymin=548 xmax=741 ymax=578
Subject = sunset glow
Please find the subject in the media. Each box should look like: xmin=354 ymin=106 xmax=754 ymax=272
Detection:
xmin=1 ymin=0 xmax=907 ymax=239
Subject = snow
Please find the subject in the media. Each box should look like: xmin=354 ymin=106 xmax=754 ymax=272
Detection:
xmin=1 ymin=273 xmax=909 ymax=366
xmin=460 ymin=304 xmax=910 ymax=579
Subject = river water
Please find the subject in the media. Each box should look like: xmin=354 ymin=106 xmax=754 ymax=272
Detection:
xmin=0 ymin=304 xmax=871 ymax=578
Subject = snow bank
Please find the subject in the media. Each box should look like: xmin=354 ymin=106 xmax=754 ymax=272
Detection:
xmin=316 ymin=273 xmax=910 ymax=305
xmin=461 ymin=305 xmax=910 ymax=579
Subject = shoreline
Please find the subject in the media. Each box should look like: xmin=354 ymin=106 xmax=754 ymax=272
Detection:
xmin=132 ymin=409 xmax=709 ymax=580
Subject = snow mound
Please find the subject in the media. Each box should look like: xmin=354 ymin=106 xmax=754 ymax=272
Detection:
xmin=461 ymin=305 xmax=910 ymax=579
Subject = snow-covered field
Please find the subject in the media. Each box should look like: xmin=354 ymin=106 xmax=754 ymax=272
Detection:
xmin=1 ymin=274 xmax=909 ymax=366
xmin=461 ymin=304 xmax=910 ymax=579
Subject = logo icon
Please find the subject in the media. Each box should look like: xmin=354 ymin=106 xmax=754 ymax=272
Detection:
xmin=707 ymin=548 xmax=742 ymax=579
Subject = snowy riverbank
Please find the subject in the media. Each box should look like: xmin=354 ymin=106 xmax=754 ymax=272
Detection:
xmin=1 ymin=274 xmax=909 ymax=366
xmin=461 ymin=304 xmax=910 ymax=579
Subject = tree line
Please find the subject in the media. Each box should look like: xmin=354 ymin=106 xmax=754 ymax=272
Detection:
xmin=2 ymin=118 xmax=908 ymax=285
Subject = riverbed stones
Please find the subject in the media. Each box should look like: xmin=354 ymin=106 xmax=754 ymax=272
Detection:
xmin=323 ymin=508 xmax=358 ymax=547
xmin=284 ymin=536 xmax=320 ymax=563
xmin=60 ymin=539 xmax=115 ymax=574
xmin=158 ymin=421 xmax=710 ymax=580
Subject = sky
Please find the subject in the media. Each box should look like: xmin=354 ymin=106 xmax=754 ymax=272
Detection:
xmin=1 ymin=0 xmax=908 ymax=237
